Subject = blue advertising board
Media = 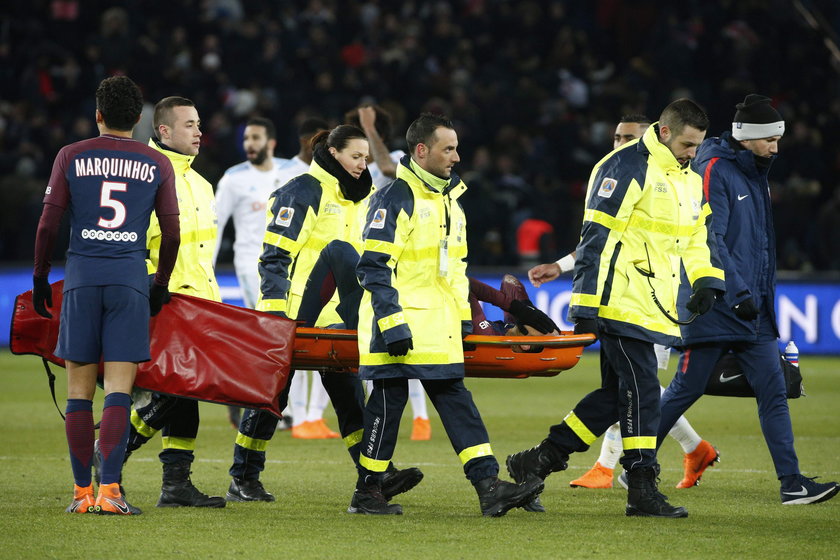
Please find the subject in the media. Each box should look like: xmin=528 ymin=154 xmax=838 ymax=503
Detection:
xmin=2 ymin=269 xmax=839 ymax=354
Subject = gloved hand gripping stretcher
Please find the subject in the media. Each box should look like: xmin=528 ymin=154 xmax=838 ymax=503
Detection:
xmin=11 ymin=282 xmax=595 ymax=417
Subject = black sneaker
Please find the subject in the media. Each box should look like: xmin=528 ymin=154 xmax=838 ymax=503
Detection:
xmin=475 ymin=476 xmax=544 ymax=517
xmin=226 ymin=478 xmax=276 ymax=502
xmin=506 ymin=439 xmax=568 ymax=483
xmin=781 ymin=474 xmax=839 ymax=505
xmin=625 ymin=466 xmax=687 ymax=518
xmin=347 ymin=485 xmax=403 ymax=515
xmin=381 ymin=465 xmax=424 ymax=501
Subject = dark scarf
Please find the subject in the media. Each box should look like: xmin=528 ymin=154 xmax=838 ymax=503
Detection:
xmin=313 ymin=144 xmax=372 ymax=203
xmin=727 ymin=134 xmax=773 ymax=171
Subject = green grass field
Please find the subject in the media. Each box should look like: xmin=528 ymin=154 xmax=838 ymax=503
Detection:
xmin=1 ymin=350 xmax=838 ymax=559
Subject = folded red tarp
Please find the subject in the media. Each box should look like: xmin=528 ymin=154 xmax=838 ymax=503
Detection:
xmin=10 ymin=281 xmax=295 ymax=416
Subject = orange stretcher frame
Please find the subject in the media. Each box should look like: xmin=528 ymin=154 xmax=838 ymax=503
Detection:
xmin=293 ymin=327 xmax=596 ymax=379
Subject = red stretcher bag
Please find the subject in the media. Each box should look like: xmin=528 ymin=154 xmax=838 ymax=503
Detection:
xmin=10 ymin=281 xmax=295 ymax=416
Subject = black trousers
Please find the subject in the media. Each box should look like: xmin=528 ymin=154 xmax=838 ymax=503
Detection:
xmin=128 ymin=393 xmax=199 ymax=465
xmin=359 ymin=377 xmax=498 ymax=484
xmin=547 ymin=332 xmax=661 ymax=471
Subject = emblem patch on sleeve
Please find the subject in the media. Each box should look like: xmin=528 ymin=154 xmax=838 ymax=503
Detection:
xmin=371 ymin=208 xmax=387 ymax=229
xmin=597 ymin=177 xmax=617 ymax=198
xmin=276 ymin=206 xmax=294 ymax=227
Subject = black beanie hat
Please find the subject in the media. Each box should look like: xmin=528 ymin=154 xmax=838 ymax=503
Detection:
xmin=732 ymin=94 xmax=785 ymax=140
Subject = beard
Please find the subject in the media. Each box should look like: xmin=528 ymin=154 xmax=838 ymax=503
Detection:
xmin=248 ymin=146 xmax=269 ymax=165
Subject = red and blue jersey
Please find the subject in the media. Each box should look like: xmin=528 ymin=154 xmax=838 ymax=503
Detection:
xmin=43 ymin=134 xmax=178 ymax=292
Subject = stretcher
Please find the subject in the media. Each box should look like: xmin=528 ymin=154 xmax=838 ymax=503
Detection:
xmin=10 ymin=281 xmax=595 ymax=416
xmin=293 ymin=327 xmax=595 ymax=378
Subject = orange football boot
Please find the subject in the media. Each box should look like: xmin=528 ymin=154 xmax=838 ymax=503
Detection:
xmin=677 ymin=440 xmax=720 ymax=488
xmin=410 ymin=417 xmax=431 ymax=441
xmin=94 ymin=482 xmax=142 ymax=515
xmin=66 ymin=484 xmax=95 ymax=513
xmin=569 ymin=462 xmax=614 ymax=488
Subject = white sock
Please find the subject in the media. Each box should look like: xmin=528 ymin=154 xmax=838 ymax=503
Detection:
xmin=288 ymin=370 xmax=309 ymax=427
xmin=306 ymin=372 xmax=330 ymax=422
xmin=669 ymin=416 xmax=702 ymax=453
xmin=596 ymin=423 xmax=623 ymax=469
xmin=407 ymin=378 xmax=428 ymax=419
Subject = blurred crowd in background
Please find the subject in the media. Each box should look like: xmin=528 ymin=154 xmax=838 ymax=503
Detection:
xmin=2 ymin=0 xmax=839 ymax=272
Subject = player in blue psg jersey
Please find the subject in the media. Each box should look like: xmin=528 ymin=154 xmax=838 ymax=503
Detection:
xmin=33 ymin=76 xmax=180 ymax=515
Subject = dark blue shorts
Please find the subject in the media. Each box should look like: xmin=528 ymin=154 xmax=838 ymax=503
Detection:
xmin=56 ymin=285 xmax=151 ymax=363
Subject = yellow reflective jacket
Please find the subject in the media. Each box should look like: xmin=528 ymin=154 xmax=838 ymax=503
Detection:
xmin=146 ymin=139 xmax=220 ymax=302
xmin=256 ymin=159 xmax=373 ymax=320
xmin=569 ymin=124 xmax=725 ymax=345
xmin=356 ymin=158 xmax=472 ymax=379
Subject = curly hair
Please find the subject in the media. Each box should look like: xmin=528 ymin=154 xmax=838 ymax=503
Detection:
xmin=95 ymin=76 xmax=143 ymax=132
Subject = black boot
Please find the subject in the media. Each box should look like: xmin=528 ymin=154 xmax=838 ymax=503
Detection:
xmin=347 ymin=479 xmax=403 ymax=515
xmin=226 ymin=477 xmax=276 ymax=502
xmin=475 ymin=476 xmax=545 ymax=517
xmin=625 ymin=466 xmax=688 ymax=518
xmin=157 ymin=461 xmax=226 ymax=508
xmin=506 ymin=439 xmax=569 ymax=483
xmin=381 ymin=464 xmax=424 ymax=501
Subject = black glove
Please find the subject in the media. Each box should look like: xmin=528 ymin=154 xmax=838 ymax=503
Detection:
xmin=508 ymin=299 xmax=558 ymax=334
xmin=387 ymin=337 xmax=413 ymax=357
xmin=32 ymin=276 xmax=53 ymax=318
xmin=574 ymin=318 xmax=599 ymax=338
xmin=149 ymin=282 xmax=171 ymax=317
xmin=686 ymin=287 xmax=717 ymax=315
xmin=733 ymin=297 xmax=759 ymax=321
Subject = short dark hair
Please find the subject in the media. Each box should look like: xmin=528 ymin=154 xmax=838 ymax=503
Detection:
xmin=298 ymin=117 xmax=329 ymax=138
xmin=659 ymin=99 xmax=708 ymax=135
xmin=405 ymin=113 xmax=454 ymax=154
xmin=619 ymin=114 xmax=651 ymax=126
xmin=95 ymin=76 xmax=143 ymax=131
xmin=153 ymin=96 xmax=195 ymax=139
xmin=310 ymin=124 xmax=367 ymax=152
xmin=344 ymin=104 xmax=393 ymax=140
xmin=246 ymin=116 xmax=276 ymax=140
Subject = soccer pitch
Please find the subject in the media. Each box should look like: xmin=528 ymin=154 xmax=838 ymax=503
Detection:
xmin=1 ymin=350 xmax=837 ymax=559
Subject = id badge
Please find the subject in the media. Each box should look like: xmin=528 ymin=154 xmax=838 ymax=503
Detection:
xmin=438 ymin=239 xmax=448 ymax=277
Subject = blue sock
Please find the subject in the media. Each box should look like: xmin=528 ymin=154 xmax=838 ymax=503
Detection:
xmin=65 ymin=399 xmax=94 ymax=487
xmin=99 ymin=392 xmax=132 ymax=485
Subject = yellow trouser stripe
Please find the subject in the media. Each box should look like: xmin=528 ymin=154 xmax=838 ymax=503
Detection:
xmin=363 ymin=238 xmax=400 ymax=256
xmin=570 ymin=293 xmax=600 ymax=308
xmin=584 ymin=209 xmax=627 ymax=232
xmin=344 ymin=429 xmax=363 ymax=448
xmin=377 ymin=311 xmax=406 ymax=332
xmin=359 ymin=454 xmax=390 ymax=472
xmin=263 ymin=231 xmax=301 ymax=254
xmin=627 ymin=214 xmax=694 ymax=237
xmin=130 ymin=409 xmax=158 ymax=438
xmin=235 ymin=433 xmax=270 ymax=452
xmin=563 ymin=411 xmax=597 ymax=446
xmin=161 ymin=436 xmax=195 ymax=451
xmin=622 ymin=436 xmax=657 ymax=450
xmin=256 ymin=298 xmax=287 ymax=312
xmin=359 ymin=351 xmax=451 ymax=366
xmin=458 ymin=443 xmax=494 ymax=465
